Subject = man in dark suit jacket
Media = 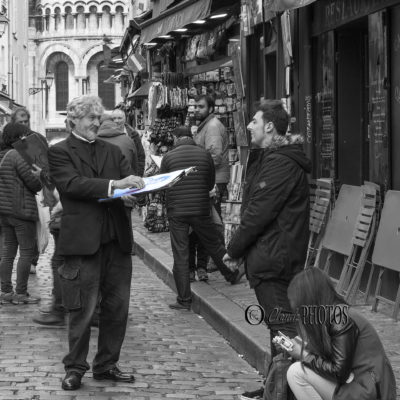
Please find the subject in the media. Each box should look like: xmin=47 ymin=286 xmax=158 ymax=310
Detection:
xmin=48 ymin=95 xmax=144 ymax=391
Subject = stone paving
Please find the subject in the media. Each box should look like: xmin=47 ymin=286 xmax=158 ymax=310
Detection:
xmin=132 ymin=211 xmax=400 ymax=397
xmin=0 ymin=239 xmax=263 ymax=400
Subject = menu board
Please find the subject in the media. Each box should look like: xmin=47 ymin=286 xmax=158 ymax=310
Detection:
xmin=369 ymin=11 xmax=389 ymax=191
xmin=314 ymin=31 xmax=336 ymax=179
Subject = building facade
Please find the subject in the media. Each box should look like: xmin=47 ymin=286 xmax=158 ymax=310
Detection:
xmin=28 ymin=0 xmax=130 ymax=137
xmin=0 ymin=0 xmax=30 ymax=128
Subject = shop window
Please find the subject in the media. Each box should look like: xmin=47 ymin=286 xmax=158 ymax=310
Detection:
xmin=97 ymin=62 xmax=115 ymax=110
xmin=55 ymin=61 xmax=69 ymax=111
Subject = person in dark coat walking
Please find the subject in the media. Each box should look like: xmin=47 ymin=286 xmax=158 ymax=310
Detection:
xmin=225 ymin=99 xmax=312 ymax=352
xmin=0 ymin=123 xmax=42 ymax=304
xmin=48 ymin=95 xmax=144 ymax=391
xmin=160 ymin=126 xmax=243 ymax=310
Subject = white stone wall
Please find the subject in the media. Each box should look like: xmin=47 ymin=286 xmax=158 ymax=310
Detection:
xmin=28 ymin=0 xmax=129 ymax=134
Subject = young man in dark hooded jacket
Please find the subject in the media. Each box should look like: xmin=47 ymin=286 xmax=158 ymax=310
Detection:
xmin=224 ymin=99 xmax=312 ymax=357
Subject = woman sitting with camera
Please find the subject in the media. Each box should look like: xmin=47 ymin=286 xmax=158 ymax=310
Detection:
xmin=284 ymin=268 xmax=396 ymax=400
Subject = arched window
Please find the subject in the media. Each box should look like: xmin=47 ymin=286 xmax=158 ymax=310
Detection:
xmin=102 ymin=6 xmax=111 ymax=30
xmin=77 ymin=6 xmax=85 ymax=30
xmin=45 ymin=8 xmax=50 ymax=31
xmin=89 ymin=6 xmax=98 ymax=31
xmin=65 ymin=6 xmax=74 ymax=30
xmin=55 ymin=62 xmax=69 ymax=111
xmin=114 ymin=6 xmax=124 ymax=31
xmin=54 ymin=7 xmax=62 ymax=31
xmin=97 ymin=62 xmax=115 ymax=110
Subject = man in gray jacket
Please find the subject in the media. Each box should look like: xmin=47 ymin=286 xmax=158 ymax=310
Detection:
xmin=194 ymin=95 xmax=230 ymax=216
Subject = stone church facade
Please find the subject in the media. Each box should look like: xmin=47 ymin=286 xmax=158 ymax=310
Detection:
xmin=28 ymin=0 xmax=130 ymax=136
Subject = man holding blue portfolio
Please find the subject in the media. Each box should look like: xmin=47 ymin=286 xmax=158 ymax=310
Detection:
xmin=48 ymin=95 xmax=144 ymax=391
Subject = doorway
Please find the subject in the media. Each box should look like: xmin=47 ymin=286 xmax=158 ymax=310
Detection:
xmin=336 ymin=18 xmax=369 ymax=186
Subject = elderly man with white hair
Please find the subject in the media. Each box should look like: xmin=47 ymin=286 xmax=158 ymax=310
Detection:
xmin=48 ymin=95 xmax=144 ymax=391
xmin=111 ymin=108 xmax=145 ymax=176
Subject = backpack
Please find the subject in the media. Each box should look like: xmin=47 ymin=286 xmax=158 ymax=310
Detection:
xmin=263 ymin=353 xmax=295 ymax=400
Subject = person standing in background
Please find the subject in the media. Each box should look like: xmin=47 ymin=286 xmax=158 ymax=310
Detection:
xmin=0 ymin=123 xmax=42 ymax=305
xmin=111 ymin=108 xmax=145 ymax=177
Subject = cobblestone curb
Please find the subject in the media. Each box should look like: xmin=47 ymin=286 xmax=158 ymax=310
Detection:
xmin=134 ymin=231 xmax=269 ymax=374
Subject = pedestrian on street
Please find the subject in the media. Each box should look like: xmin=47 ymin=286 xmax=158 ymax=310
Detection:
xmin=10 ymin=106 xmax=53 ymax=274
xmin=191 ymin=95 xmax=230 ymax=274
xmin=286 ymin=268 xmax=397 ymax=400
xmin=48 ymin=95 xmax=144 ymax=391
xmin=160 ymin=126 xmax=243 ymax=311
xmin=0 ymin=123 xmax=42 ymax=305
xmin=111 ymin=108 xmax=146 ymax=177
xmin=225 ymin=99 xmax=312 ymax=352
xmin=97 ymin=117 xmax=145 ymax=255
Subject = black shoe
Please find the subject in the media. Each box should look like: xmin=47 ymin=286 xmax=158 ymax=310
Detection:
xmin=240 ymin=387 xmax=264 ymax=399
xmin=228 ymin=263 xmax=245 ymax=285
xmin=93 ymin=366 xmax=135 ymax=383
xmin=62 ymin=371 xmax=82 ymax=390
xmin=197 ymin=268 xmax=208 ymax=282
xmin=33 ymin=312 xmax=65 ymax=327
xmin=169 ymin=302 xmax=191 ymax=310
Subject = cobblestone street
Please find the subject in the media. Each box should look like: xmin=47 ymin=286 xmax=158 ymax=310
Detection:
xmin=0 ymin=240 xmax=262 ymax=400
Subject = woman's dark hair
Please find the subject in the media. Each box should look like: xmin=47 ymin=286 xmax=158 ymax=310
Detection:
xmin=2 ymin=123 xmax=31 ymax=148
xmin=287 ymin=268 xmax=348 ymax=359
xmin=254 ymin=99 xmax=289 ymax=136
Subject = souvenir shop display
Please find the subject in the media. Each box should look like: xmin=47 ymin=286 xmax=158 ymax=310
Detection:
xmin=223 ymin=162 xmax=244 ymax=243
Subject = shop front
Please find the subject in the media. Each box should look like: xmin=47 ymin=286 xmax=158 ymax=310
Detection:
xmin=307 ymin=0 xmax=400 ymax=192
xmin=120 ymin=0 xmax=248 ymax=238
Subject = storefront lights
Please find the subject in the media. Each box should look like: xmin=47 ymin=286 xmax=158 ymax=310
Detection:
xmin=174 ymin=28 xmax=188 ymax=32
xmin=193 ymin=20 xmax=206 ymax=24
xmin=159 ymin=35 xmax=172 ymax=39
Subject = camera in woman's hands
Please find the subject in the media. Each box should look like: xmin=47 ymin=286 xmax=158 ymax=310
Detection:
xmin=272 ymin=331 xmax=294 ymax=352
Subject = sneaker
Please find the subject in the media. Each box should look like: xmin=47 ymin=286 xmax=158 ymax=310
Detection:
xmin=0 ymin=291 xmax=15 ymax=304
xmin=189 ymin=271 xmax=196 ymax=283
xmin=207 ymin=259 xmax=218 ymax=273
xmin=33 ymin=312 xmax=65 ymax=327
xmin=30 ymin=265 xmax=36 ymax=274
xmin=240 ymin=387 xmax=264 ymax=399
xmin=197 ymin=268 xmax=208 ymax=282
xmin=12 ymin=292 xmax=40 ymax=305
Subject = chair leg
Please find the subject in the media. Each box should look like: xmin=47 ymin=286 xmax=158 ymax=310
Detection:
xmin=363 ymin=263 xmax=375 ymax=304
xmin=372 ymin=268 xmax=384 ymax=313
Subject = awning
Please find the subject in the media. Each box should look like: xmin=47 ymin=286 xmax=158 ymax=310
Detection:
xmin=140 ymin=0 xmax=212 ymax=44
xmin=264 ymin=0 xmax=317 ymax=12
xmin=0 ymin=104 xmax=12 ymax=115
xmin=127 ymin=81 xmax=153 ymax=99
xmin=184 ymin=57 xmax=232 ymax=76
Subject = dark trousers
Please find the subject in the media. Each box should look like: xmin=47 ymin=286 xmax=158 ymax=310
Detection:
xmin=188 ymin=232 xmax=208 ymax=271
xmin=59 ymin=241 xmax=132 ymax=375
xmin=254 ymin=280 xmax=298 ymax=358
xmin=168 ymin=215 xmax=234 ymax=305
xmin=215 ymin=183 xmax=228 ymax=219
xmin=0 ymin=216 xmax=36 ymax=294
xmin=50 ymin=229 xmax=64 ymax=312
